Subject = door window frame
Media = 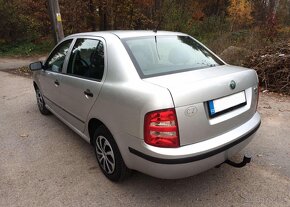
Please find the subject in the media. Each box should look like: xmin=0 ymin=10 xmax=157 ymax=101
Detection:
xmin=62 ymin=36 xmax=107 ymax=82
xmin=44 ymin=38 xmax=75 ymax=74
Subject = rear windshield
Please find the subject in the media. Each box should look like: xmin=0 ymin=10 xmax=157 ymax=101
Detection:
xmin=122 ymin=35 xmax=224 ymax=78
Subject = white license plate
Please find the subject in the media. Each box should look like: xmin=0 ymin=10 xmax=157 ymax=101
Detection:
xmin=208 ymin=91 xmax=246 ymax=117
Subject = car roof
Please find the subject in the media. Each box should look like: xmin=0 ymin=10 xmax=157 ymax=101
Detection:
xmin=67 ymin=30 xmax=187 ymax=39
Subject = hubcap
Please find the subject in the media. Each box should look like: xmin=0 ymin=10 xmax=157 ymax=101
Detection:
xmin=95 ymin=136 xmax=115 ymax=174
xmin=36 ymin=89 xmax=44 ymax=110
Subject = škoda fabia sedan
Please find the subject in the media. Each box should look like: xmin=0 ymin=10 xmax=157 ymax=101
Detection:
xmin=30 ymin=31 xmax=261 ymax=181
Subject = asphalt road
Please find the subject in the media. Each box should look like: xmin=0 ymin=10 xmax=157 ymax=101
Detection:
xmin=0 ymin=71 xmax=289 ymax=207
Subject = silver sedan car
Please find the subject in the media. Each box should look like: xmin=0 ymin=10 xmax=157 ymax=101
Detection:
xmin=29 ymin=31 xmax=261 ymax=181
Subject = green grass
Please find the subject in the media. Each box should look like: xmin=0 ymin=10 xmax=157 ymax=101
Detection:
xmin=0 ymin=39 xmax=54 ymax=57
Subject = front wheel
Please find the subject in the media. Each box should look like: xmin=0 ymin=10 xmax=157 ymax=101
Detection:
xmin=93 ymin=125 xmax=130 ymax=181
xmin=35 ymin=88 xmax=50 ymax=115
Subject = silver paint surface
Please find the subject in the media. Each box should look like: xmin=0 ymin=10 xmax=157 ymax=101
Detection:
xmin=32 ymin=31 xmax=261 ymax=179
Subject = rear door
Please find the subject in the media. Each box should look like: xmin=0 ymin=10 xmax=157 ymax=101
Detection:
xmin=39 ymin=39 xmax=73 ymax=113
xmin=58 ymin=37 xmax=106 ymax=132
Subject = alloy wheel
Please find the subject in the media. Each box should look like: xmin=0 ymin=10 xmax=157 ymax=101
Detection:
xmin=36 ymin=89 xmax=44 ymax=110
xmin=95 ymin=135 xmax=115 ymax=174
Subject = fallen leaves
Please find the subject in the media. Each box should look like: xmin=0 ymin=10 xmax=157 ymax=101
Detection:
xmin=20 ymin=134 xmax=29 ymax=138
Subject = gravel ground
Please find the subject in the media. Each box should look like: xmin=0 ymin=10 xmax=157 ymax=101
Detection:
xmin=0 ymin=56 xmax=46 ymax=70
xmin=0 ymin=71 xmax=289 ymax=207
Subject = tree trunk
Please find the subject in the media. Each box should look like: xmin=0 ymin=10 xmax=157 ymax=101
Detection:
xmin=88 ymin=0 xmax=97 ymax=31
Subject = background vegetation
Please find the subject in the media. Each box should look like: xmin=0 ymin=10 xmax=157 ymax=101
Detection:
xmin=0 ymin=0 xmax=289 ymax=56
xmin=0 ymin=0 xmax=289 ymax=93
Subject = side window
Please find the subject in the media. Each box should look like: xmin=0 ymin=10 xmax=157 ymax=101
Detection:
xmin=67 ymin=39 xmax=104 ymax=80
xmin=45 ymin=40 xmax=72 ymax=72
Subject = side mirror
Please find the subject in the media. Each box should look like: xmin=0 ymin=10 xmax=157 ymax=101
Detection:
xmin=29 ymin=61 xmax=43 ymax=71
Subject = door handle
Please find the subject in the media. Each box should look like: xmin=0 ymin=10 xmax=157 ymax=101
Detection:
xmin=54 ymin=80 xmax=60 ymax=86
xmin=84 ymin=89 xmax=94 ymax=97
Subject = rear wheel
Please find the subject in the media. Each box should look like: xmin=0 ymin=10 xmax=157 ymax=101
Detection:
xmin=35 ymin=88 xmax=50 ymax=115
xmin=93 ymin=125 xmax=130 ymax=181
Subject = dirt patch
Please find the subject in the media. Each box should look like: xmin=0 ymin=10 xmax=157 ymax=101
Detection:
xmin=0 ymin=56 xmax=46 ymax=70
xmin=2 ymin=66 xmax=32 ymax=78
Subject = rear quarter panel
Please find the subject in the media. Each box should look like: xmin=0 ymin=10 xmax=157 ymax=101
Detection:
xmin=85 ymin=34 xmax=174 ymax=144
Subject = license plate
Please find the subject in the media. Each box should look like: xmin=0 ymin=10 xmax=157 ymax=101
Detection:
xmin=208 ymin=91 xmax=246 ymax=117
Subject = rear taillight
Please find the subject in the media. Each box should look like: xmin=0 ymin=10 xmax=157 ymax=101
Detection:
xmin=144 ymin=108 xmax=180 ymax=148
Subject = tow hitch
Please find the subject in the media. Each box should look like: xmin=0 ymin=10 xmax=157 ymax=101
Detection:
xmin=216 ymin=155 xmax=252 ymax=168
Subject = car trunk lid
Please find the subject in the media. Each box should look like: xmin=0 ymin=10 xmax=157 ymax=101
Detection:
xmin=143 ymin=65 xmax=259 ymax=146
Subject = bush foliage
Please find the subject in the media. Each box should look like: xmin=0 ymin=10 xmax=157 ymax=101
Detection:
xmin=0 ymin=0 xmax=289 ymax=55
xmin=0 ymin=0 xmax=289 ymax=94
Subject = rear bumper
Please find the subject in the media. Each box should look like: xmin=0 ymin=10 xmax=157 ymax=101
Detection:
xmin=125 ymin=112 xmax=261 ymax=179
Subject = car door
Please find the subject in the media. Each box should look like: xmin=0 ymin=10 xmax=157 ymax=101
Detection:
xmin=58 ymin=37 xmax=106 ymax=132
xmin=39 ymin=39 xmax=73 ymax=114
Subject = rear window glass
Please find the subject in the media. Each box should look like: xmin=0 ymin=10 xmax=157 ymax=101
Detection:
xmin=122 ymin=36 xmax=224 ymax=78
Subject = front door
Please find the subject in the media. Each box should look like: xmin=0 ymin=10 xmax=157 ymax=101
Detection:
xmin=59 ymin=38 xmax=106 ymax=132
xmin=39 ymin=39 xmax=73 ymax=113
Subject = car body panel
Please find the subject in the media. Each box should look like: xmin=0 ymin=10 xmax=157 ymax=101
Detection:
xmin=121 ymin=112 xmax=260 ymax=179
xmin=58 ymin=37 xmax=107 ymax=132
xmin=143 ymin=65 xmax=257 ymax=107
xmin=87 ymin=80 xmax=175 ymax=144
xmin=32 ymin=30 xmax=261 ymax=179
xmin=56 ymin=74 xmax=103 ymax=131
xmin=39 ymin=71 xmax=63 ymax=113
xmin=144 ymin=65 xmax=258 ymax=145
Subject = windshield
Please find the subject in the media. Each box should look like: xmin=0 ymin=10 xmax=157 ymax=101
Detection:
xmin=122 ymin=35 xmax=224 ymax=78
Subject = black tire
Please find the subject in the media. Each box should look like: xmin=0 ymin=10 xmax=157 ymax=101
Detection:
xmin=35 ymin=88 xmax=50 ymax=115
xmin=93 ymin=125 xmax=130 ymax=182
